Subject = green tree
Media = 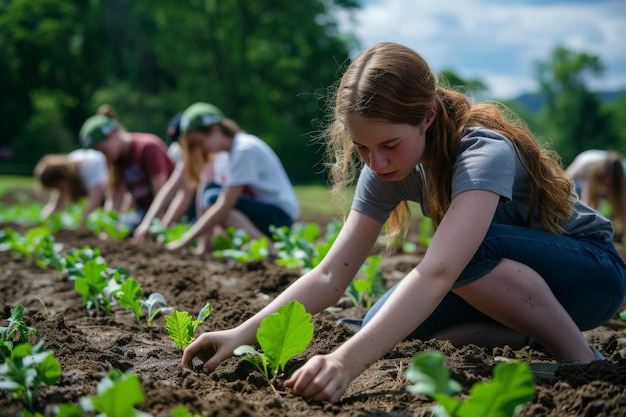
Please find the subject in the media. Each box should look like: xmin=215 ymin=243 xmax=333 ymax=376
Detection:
xmin=438 ymin=69 xmax=488 ymax=99
xmin=535 ymin=46 xmax=621 ymax=164
xmin=1 ymin=0 xmax=360 ymax=183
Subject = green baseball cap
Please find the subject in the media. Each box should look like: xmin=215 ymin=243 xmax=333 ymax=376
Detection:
xmin=180 ymin=102 xmax=224 ymax=134
xmin=79 ymin=114 xmax=118 ymax=148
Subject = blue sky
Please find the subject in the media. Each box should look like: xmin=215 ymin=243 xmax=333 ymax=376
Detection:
xmin=336 ymin=0 xmax=626 ymax=99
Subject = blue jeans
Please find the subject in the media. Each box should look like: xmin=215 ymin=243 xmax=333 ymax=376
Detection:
xmin=363 ymin=223 xmax=626 ymax=340
xmin=201 ymin=182 xmax=293 ymax=236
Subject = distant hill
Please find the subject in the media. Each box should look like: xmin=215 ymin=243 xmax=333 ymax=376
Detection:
xmin=513 ymin=89 xmax=625 ymax=114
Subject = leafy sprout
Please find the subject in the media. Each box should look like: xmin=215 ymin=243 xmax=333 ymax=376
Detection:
xmin=234 ymin=300 xmax=314 ymax=394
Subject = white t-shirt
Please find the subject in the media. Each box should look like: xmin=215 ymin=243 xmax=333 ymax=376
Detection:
xmin=167 ymin=142 xmax=184 ymax=166
xmin=225 ymin=132 xmax=299 ymax=220
xmin=68 ymin=149 xmax=108 ymax=190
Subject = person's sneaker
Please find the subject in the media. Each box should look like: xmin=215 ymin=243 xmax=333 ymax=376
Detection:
xmin=336 ymin=318 xmax=362 ymax=333
xmin=526 ymin=345 xmax=607 ymax=380
xmin=589 ymin=345 xmax=606 ymax=361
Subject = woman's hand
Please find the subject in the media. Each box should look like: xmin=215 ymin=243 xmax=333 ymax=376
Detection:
xmin=284 ymin=353 xmax=353 ymax=403
xmin=164 ymin=238 xmax=186 ymax=251
xmin=133 ymin=222 xmax=151 ymax=244
xmin=181 ymin=329 xmax=242 ymax=374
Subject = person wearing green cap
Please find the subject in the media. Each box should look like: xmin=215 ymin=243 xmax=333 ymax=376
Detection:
xmin=133 ymin=112 xmax=228 ymax=244
xmin=79 ymin=104 xmax=175 ymax=233
xmin=163 ymin=102 xmax=299 ymax=254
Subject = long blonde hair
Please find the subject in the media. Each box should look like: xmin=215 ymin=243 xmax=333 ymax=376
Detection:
xmin=179 ymin=119 xmax=241 ymax=185
xmin=325 ymin=42 xmax=574 ymax=240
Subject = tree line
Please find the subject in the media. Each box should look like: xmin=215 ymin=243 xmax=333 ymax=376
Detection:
xmin=1 ymin=0 xmax=624 ymax=182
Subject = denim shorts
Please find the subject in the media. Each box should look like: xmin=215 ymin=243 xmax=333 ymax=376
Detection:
xmin=201 ymin=182 xmax=293 ymax=236
xmin=363 ymin=223 xmax=626 ymax=339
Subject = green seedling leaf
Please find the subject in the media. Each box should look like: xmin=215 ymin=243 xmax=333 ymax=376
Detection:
xmin=115 ymin=279 xmax=144 ymax=325
xmin=172 ymin=405 xmax=202 ymax=417
xmin=455 ymin=361 xmax=535 ymax=417
xmin=419 ymin=217 xmax=434 ymax=247
xmin=258 ymin=300 xmax=314 ymax=376
xmin=142 ymin=293 xmax=167 ymax=326
xmin=0 ymin=305 xmax=37 ymax=357
xmin=346 ymin=256 xmax=386 ymax=308
xmin=74 ymin=259 xmax=111 ymax=316
xmin=166 ymin=303 xmax=213 ymax=349
xmin=166 ymin=310 xmax=193 ymax=349
xmin=406 ymin=351 xmax=462 ymax=397
xmin=406 ymin=351 xmax=535 ymax=417
xmin=619 ymin=309 xmax=626 ymax=321
xmin=0 ymin=340 xmax=61 ymax=412
xmin=234 ymin=300 xmax=314 ymax=392
xmin=80 ymin=369 xmax=149 ymax=417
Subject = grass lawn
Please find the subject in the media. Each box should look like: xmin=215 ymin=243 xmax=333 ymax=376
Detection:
xmin=0 ymin=175 xmax=346 ymax=221
xmin=0 ymin=175 xmax=36 ymax=197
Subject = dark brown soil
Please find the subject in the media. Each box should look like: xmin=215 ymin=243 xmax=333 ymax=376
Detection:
xmin=1 ymin=196 xmax=625 ymax=416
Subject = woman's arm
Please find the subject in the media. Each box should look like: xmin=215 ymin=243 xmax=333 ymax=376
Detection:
xmin=134 ymin=165 xmax=188 ymax=242
xmin=181 ymin=209 xmax=382 ymax=372
xmin=79 ymin=185 xmax=106 ymax=228
xmin=286 ymin=189 xmax=500 ymax=402
xmin=40 ymin=190 xmax=65 ymax=219
xmin=165 ymin=184 xmax=244 ymax=250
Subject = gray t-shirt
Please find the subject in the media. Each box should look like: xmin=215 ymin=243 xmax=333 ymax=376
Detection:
xmin=352 ymin=128 xmax=613 ymax=241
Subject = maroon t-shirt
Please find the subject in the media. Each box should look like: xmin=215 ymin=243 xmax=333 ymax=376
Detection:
xmin=119 ymin=133 xmax=175 ymax=209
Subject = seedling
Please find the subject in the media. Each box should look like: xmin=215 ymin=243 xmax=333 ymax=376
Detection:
xmin=0 ymin=340 xmax=61 ymax=413
xmin=86 ymin=208 xmax=130 ymax=240
xmin=406 ymin=351 xmax=535 ymax=417
xmin=172 ymin=406 xmax=202 ymax=417
xmin=148 ymin=218 xmax=192 ymax=244
xmin=418 ymin=217 xmax=434 ymax=247
xmin=166 ymin=303 xmax=213 ymax=349
xmin=234 ymin=300 xmax=314 ymax=394
xmin=114 ymin=279 xmax=144 ymax=325
xmin=271 ymin=223 xmax=319 ymax=271
xmin=0 ymin=305 xmax=37 ymax=358
xmin=114 ymin=279 xmax=168 ymax=327
xmin=346 ymin=255 xmax=386 ymax=308
xmin=63 ymin=368 xmax=149 ymax=417
xmin=211 ymin=227 xmax=270 ymax=262
xmin=62 ymin=246 xmax=106 ymax=281
xmin=74 ymin=259 xmax=112 ymax=316
xmin=620 ymin=309 xmax=626 ymax=321
xmin=141 ymin=293 xmax=168 ymax=327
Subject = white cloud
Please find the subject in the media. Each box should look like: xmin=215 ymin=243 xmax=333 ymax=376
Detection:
xmin=336 ymin=0 xmax=626 ymax=98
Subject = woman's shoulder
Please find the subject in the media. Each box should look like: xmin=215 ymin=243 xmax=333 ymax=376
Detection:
xmin=460 ymin=127 xmax=516 ymax=154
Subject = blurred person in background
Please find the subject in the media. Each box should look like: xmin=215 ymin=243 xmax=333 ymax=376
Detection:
xmin=566 ymin=150 xmax=626 ymax=242
xmin=133 ymin=112 xmax=228 ymax=244
xmin=34 ymin=148 xmax=108 ymax=228
xmin=79 ymin=104 xmax=175 ymax=234
xmin=164 ymin=102 xmax=299 ymax=254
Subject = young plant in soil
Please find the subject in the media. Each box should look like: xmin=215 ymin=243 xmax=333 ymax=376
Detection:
xmin=345 ymin=255 xmax=386 ymax=308
xmin=212 ymin=226 xmax=270 ymax=262
xmin=405 ymin=351 xmax=535 ymax=417
xmin=55 ymin=368 xmax=149 ymax=417
xmin=0 ymin=340 xmax=61 ymax=414
xmin=234 ymin=300 xmax=314 ymax=395
xmin=0 ymin=305 xmax=37 ymax=358
xmin=114 ymin=278 xmax=168 ymax=327
xmin=166 ymin=303 xmax=213 ymax=349
xmin=74 ymin=259 xmax=118 ymax=316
